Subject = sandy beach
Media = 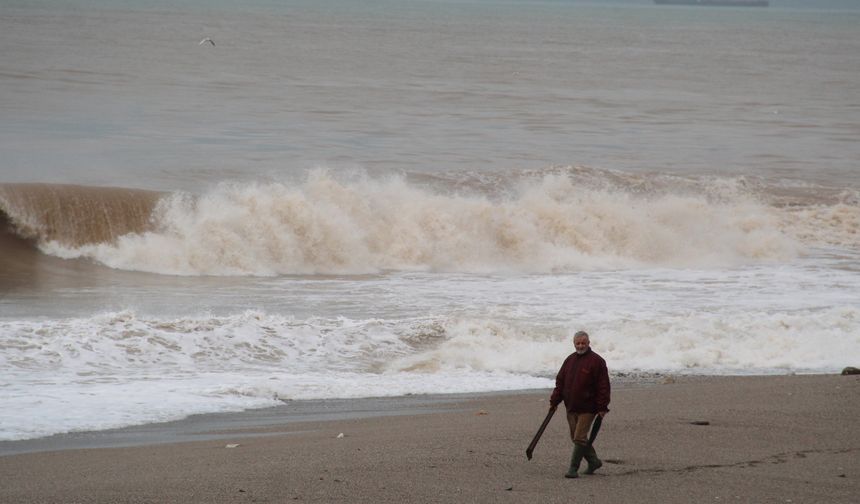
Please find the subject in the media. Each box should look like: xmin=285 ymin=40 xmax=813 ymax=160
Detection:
xmin=1 ymin=374 xmax=857 ymax=503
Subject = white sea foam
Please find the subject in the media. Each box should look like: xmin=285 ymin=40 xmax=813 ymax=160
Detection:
xmin=390 ymin=307 xmax=860 ymax=375
xmin=2 ymin=305 xmax=858 ymax=440
xmin=0 ymin=369 xmax=549 ymax=442
xmin=0 ymin=308 xmax=555 ymax=440
xmin=41 ymin=171 xmax=810 ymax=276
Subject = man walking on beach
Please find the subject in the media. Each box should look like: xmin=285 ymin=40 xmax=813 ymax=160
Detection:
xmin=549 ymin=330 xmax=610 ymax=478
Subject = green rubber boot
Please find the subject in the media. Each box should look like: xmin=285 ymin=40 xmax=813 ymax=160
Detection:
xmin=564 ymin=444 xmax=586 ymax=478
xmin=583 ymin=445 xmax=603 ymax=475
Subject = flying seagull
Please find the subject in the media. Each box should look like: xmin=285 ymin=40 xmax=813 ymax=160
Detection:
xmin=199 ymin=37 xmax=215 ymax=46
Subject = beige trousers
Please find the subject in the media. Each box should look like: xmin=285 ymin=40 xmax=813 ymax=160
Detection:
xmin=566 ymin=412 xmax=596 ymax=446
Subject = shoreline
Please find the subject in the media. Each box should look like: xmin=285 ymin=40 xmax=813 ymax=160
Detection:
xmin=2 ymin=374 xmax=858 ymax=503
xmin=0 ymin=390 xmax=532 ymax=457
xmin=0 ymin=372 xmax=679 ymax=457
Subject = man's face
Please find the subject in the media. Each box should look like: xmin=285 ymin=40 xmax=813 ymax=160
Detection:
xmin=574 ymin=335 xmax=589 ymax=354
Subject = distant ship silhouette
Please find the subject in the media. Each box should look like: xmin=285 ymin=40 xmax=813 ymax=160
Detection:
xmin=654 ymin=0 xmax=769 ymax=6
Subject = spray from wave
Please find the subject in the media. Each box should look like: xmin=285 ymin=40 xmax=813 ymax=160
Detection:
xmin=2 ymin=169 xmax=857 ymax=276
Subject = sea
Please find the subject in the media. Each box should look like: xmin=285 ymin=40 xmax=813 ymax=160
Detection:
xmin=1 ymin=0 xmax=858 ymax=442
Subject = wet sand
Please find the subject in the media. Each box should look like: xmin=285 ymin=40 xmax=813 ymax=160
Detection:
xmin=1 ymin=374 xmax=857 ymax=503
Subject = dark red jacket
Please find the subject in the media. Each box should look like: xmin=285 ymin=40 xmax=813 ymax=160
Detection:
xmin=550 ymin=349 xmax=611 ymax=414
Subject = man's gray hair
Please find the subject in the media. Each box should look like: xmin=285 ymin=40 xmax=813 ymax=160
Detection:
xmin=574 ymin=330 xmax=589 ymax=339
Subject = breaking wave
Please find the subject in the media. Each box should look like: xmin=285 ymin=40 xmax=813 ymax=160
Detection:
xmin=1 ymin=169 xmax=857 ymax=276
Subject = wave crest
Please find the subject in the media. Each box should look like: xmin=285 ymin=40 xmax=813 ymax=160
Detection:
xmin=0 ymin=183 xmax=161 ymax=246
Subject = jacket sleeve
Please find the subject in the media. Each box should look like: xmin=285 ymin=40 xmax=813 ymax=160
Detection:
xmin=549 ymin=359 xmax=566 ymax=408
xmin=595 ymin=359 xmax=611 ymax=412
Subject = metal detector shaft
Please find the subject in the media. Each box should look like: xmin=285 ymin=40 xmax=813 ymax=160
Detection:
xmin=526 ymin=408 xmax=556 ymax=460
xmin=587 ymin=415 xmax=603 ymax=446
